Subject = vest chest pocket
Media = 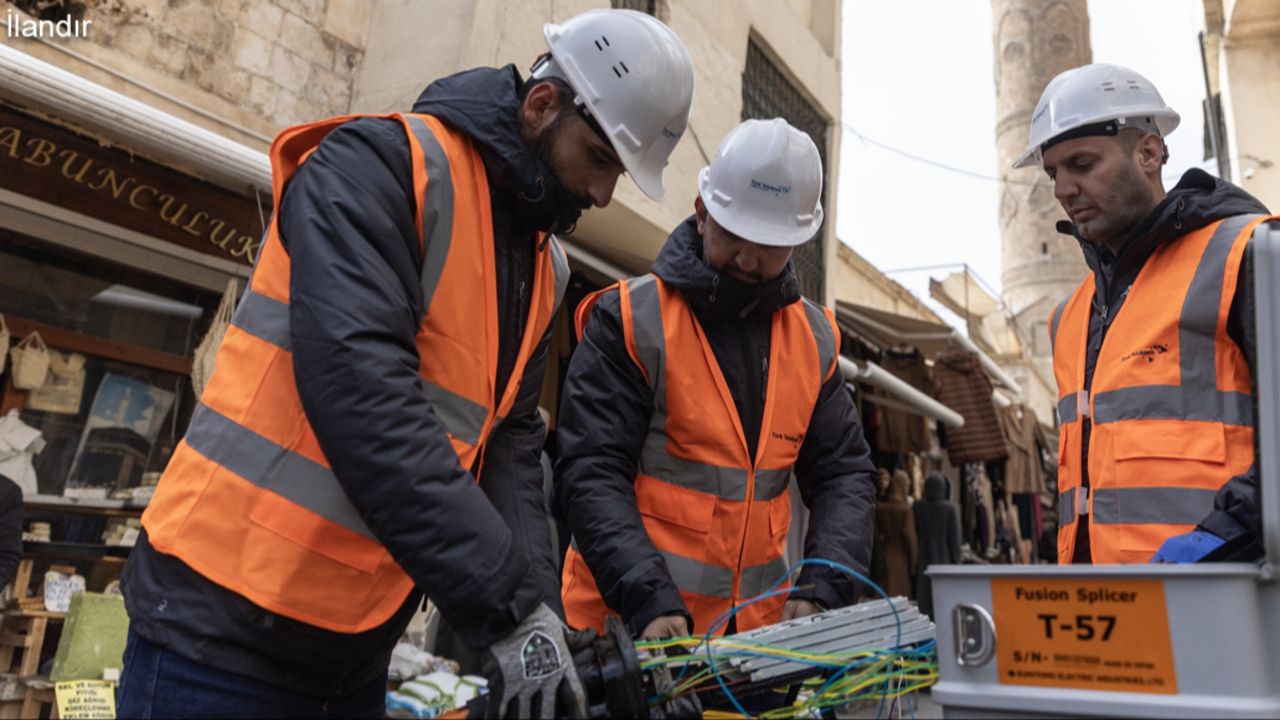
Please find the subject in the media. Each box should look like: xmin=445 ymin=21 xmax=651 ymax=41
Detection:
xmin=1111 ymin=420 xmax=1226 ymax=463
xmin=634 ymin=482 xmax=716 ymax=553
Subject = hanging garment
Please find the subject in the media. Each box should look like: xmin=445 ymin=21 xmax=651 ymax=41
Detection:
xmin=874 ymin=348 xmax=933 ymax=454
xmin=913 ymin=473 xmax=960 ymax=619
xmin=875 ymin=496 xmax=917 ymax=598
xmin=0 ymin=410 xmax=44 ymax=496
xmin=998 ymin=403 xmax=1045 ymax=495
xmin=932 ymin=350 xmax=1007 ymax=465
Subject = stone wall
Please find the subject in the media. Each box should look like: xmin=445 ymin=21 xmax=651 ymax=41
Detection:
xmin=833 ymin=243 xmax=942 ymax=322
xmin=3 ymin=0 xmax=373 ymax=148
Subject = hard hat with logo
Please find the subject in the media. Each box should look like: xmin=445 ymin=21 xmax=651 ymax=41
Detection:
xmin=1013 ymin=63 xmax=1180 ymax=169
xmin=698 ymin=118 xmax=824 ymax=247
xmin=532 ymin=9 xmax=694 ymax=201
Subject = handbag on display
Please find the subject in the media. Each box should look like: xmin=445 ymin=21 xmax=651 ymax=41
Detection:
xmin=26 ymin=350 xmax=87 ymax=414
xmin=0 ymin=315 xmax=8 ymax=375
xmin=9 ymin=331 xmax=50 ymax=391
xmin=192 ymin=278 xmax=239 ymax=398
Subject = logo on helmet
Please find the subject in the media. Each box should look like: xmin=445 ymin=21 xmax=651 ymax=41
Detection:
xmin=750 ymin=179 xmax=791 ymax=197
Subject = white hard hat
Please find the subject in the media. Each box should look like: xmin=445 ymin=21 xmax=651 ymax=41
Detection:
xmin=533 ymin=9 xmax=693 ymax=201
xmin=698 ymin=119 xmax=824 ymax=247
xmin=1013 ymin=63 xmax=1180 ymax=169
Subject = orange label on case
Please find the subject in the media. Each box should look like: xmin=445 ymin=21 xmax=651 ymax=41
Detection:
xmin=991 ymin=578 xmax=1177 ymax=694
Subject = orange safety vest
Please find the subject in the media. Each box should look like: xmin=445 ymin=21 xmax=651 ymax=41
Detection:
xmin=560 ymin=274 xmax=839 ymax=634
xmin=1049 ymin=214 xmax=1272 ymax=564
xmin=142 ymin=113 xmax=569 ymax=633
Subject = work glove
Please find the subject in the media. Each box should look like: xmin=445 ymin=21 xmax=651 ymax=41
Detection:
xmin=1150 ymin=530 xmax=1225 ymax=563
xmin=483 ymin=603 xmax=587 ymax=719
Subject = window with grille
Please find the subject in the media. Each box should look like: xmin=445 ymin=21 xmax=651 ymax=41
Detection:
xmin=741 ymin=39 xmax=829 ymax=302
xmin=610 ymin=0 xmax=656 ymax=14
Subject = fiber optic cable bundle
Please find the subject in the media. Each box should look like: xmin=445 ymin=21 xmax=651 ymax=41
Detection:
xmin=638 ymin=597 xmax=938 ymax=718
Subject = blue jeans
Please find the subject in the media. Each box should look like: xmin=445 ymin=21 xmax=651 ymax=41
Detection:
xmin=116 ymin=629 xmax=387 ymax=719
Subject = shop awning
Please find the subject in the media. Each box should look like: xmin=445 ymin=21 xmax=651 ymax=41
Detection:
xmin=834 ymin=300 xmax=1022 ymax=397
xmin=834 ymin=301 xmax=956 ymax=357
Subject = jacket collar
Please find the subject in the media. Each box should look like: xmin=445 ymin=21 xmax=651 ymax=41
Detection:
xmin=412 ymin=65 xmax=586 ymax=233
xmin=651 ymin=217 xmax=801 ymax=326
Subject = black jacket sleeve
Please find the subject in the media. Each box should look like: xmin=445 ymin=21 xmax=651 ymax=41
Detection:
xmin=555 ymin=290 xmax=692 ymax=636
xmin=281 ymin=117 xmax=540 ymax=649
xmin=791 ymin=379 xmax=878 ymax=610
xmin=478 ymin=330 xmax=564 ymax=617
xmin=1200 ymin=241 xmax=1262 ymax=554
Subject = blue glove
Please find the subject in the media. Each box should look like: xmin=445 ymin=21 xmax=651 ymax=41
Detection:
xmin=1150 ymin=530 xmax=1225 ymax=563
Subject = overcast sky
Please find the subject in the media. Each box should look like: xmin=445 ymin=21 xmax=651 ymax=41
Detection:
xmin=836 ymin=0 xmax=1210 ymax=320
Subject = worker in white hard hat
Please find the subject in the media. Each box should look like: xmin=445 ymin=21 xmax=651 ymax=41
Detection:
xmin=556 ymin=119 xmax=878 ymax=642
xmin=118 ymin=9 xmax=693 ymax=719
xmin=1028 ymin=63 xmax=1276 ymax=567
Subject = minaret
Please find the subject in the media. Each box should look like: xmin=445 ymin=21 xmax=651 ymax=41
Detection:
xmin=993 ymin=0 xmax=1092 ymax=408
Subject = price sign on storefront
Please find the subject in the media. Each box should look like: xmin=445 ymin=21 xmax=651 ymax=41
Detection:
xmin=990 ymin=578 xmax=1177 ymax=694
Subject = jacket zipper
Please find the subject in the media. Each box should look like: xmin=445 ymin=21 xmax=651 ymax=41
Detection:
xmin=732 ymin=328 xmax=767 ymax=608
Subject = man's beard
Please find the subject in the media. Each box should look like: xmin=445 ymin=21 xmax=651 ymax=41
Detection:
xmin=1070 ymin=163 xmax=1154 ymax=248
xmin=529 ymin=113 xmax=593 ymax=231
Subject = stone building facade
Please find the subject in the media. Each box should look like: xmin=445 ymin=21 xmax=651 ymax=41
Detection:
xmin=1201 ymin=0 xmax=1280 ymax=211
xmin=6 ymin=0 xmax=842 ymax=298
xmin=991 ymin=0 xmax=1092 ymax=424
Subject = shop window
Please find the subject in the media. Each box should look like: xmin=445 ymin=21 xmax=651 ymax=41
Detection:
xmin=0 ymin=229 xmax=220 ymax=498
xmin=741 ymin=38 xmax=830 ymax=303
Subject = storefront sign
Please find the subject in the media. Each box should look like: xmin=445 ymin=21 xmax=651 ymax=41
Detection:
xmin=991 ymin=578 xmax=1177 ymax=694
xmin=0 ymin=103 xmax=266 ymax=266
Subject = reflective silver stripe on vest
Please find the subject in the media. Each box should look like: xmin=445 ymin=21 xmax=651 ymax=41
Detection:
xmin=422 ymin=382 xmax=488 ymax=447
xmin=1057 ymin=390 xmax=1088 ymax=425
xmin=1057 ymin=394 xmax=1076 ymax=425
xmin=800 ymin=298 xmax=836 ymax=381
xmin=403 ymin=116 xmax=493 ymax=448
xmin=1090 ymin=486 xmax=1218 ymax=526
xmin=184 ymin=402 xmax=375 ymax=540
xmin=627 ymin=275 xmax=665 ymax=395
xmin=1092 ymin=385 xmax=1253 ymax=426
xmin=1059 ymin=487 xmax=1076 ymax=526
xmin=754 ymin=469 xmax=791 ymax=501
xmin=1092 ymin=215 xmax=1260 ymax=427
xmin=548 ymin=236 xmax=570 ymax=314
xmin=232 ymin=289 xmax=291 ymax=351
xmin=739 ymin=555 xmax=791 ymax=600
xmin=660 ymin=550 xmax=734 ymax=599
xmin=640 ymin=431 xmax=747 ymax=500
xmin=404 ymin=116 xmax=455 ymax=315
xmin=1049 ymin=294 xmax=1070 ymax=357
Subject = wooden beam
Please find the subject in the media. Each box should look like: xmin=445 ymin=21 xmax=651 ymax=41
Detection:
xmin=3 ymin=315 xmax=191 ymax=376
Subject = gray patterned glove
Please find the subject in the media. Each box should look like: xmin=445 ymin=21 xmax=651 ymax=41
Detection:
xmin=483 ymin=603 xmax=587 ymax=718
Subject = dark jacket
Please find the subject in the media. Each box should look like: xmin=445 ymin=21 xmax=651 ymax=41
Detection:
xmin=556 ymin=218 xmax=878 ymax=635
xmin=0 ymin=475 xmax=21 ymax=590
xmin=122 ymin=66 xmax=574 ymax=695
xmin=913 ymin=473 xmax=960 ymax=619
xmin=1060 ymin=168 xmax=1268 ymax=562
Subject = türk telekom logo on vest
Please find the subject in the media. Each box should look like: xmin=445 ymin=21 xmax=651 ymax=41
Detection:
xmin=6 ymin=9 xmax=92 ymax=39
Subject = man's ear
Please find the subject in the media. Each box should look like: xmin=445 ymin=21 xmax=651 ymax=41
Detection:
xmin=694 ymin=195 xmax=707 ymax=235
xmin=1136 ymin=133 xmax=1167 ymax=174
xmin=521 ymin=82 xmax=562 ymax=136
